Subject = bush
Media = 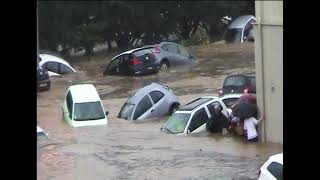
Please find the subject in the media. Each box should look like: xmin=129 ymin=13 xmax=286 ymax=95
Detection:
xmin=180 ymin=26 xmax=209 ymax=46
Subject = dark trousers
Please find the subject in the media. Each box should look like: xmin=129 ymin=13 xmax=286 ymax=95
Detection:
xmin=248 ymin=136 xmax=258 ymax=142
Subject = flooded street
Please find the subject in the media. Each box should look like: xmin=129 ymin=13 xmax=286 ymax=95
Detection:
xmin=37 ymin=43 xmax=282 ymax=180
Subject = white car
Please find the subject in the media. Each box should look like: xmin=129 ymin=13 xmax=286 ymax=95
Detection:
xmin=258 ymin=153 xmax=283 ymax=180
xmin=62 ymin=84 xmax=108 ymax=127
xmin=161 ymin=96 xmax=229 ymax=135
xmin=39 ymin=53 xmax=76 ymax=76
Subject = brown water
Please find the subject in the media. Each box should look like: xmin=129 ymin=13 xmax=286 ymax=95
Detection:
xmin=37 ymin=43 xmax=282 ymax=180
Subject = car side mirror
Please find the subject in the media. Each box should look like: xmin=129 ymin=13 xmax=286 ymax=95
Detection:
xmin=105 ymin=111 xmax=109 ymax=116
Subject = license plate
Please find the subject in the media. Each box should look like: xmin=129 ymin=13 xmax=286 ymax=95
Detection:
xmin=39 ymin=83 xmax=47 ymax=87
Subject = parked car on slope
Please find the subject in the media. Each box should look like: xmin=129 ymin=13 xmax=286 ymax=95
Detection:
xmin=218 ymin=74 xmax=256 ymax=96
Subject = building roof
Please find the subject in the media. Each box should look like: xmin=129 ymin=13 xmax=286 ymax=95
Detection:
xmin=69 ymin=84 xmax=101 ymax=103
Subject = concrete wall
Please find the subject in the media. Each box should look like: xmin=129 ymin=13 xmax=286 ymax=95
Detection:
xmin=254 ymin=1 xmax=283 ymax=144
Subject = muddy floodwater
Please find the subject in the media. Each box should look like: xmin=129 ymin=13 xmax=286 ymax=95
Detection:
xmin=37 ymin=43 xmax=282 ymax=180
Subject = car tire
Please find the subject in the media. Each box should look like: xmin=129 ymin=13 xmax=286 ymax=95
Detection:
xmin=169 ymin=102 xmax=180 ymax=115
xmin=160 ymin=60 xmax=169 ymax=71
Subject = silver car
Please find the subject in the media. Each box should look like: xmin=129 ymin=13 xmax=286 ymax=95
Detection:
xmin=144 ymin=42 xmax=196 ymax=70
xmin=118 ymin=83 xmax=180 ymax=120
xmin=224 ymin=15 xmax=256 ymax=43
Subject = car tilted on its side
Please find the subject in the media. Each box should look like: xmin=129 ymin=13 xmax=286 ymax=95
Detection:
xmin=161 ymin=96 xmax=229 ymax=135
xmin=118 ymin=83 xmax=180 ymax=121
xmin=62 ymin=84 xmax=109 ymax=127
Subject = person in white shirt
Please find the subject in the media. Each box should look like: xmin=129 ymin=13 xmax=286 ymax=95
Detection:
xmin=244 ymin=116 xmax=263 ymax=142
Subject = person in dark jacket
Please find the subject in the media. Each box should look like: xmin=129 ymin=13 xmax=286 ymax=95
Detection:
xmin=206 ymin=104 xmax=228 ymax=133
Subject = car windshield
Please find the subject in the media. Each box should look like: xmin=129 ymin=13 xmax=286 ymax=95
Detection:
xmin=74 ymin=101 xmax=105 ymax=121
xmin=225 ymin=28 xmax=242 ymax=43
xmin=164 ymin=113 xmax=191 ymax=134
xmin=224 ymin=76 xmax=246 ymax=86
xmin=222 ymin=98 xmax=239 ymax=109
xmin=119 ymin=102 xmax=135 ymax=120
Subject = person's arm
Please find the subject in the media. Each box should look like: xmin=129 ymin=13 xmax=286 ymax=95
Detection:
xmin=254 ymin=116 xmax=263 ymax=125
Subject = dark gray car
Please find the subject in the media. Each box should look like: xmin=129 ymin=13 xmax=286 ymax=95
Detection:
xmin=118 ymin=83 xmax=180 ymax=121
xmin=144 ymin=42 xmax=196 ymax=70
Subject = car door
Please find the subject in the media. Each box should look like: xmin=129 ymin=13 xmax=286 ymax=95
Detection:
xmin=165 ymin=44 xmax=181 ymax=66
xmin=132 ymin=95 xmax=154 ymax=120
xmin=187 ymin=108 xmax=209 ymax=134
xmin=148 ymin=90 xmax=167 ymax=117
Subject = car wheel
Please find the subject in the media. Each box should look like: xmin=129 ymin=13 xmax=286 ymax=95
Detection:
xmin=169 ymin=103 xmax=180 ymax=115
xmin=160 ymin=60 xmax=169 ymax=71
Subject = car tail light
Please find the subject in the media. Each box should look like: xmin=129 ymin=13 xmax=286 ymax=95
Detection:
xmin=155 ymin=46 xmax=161 ymax=53
xmin=244 ymin=88 xmax=249 ymax=93
xmin=132 ymin=57 xmax=140 ymax=65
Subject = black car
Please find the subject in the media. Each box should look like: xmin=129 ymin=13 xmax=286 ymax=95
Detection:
xmin=37 ymin=67 xmax=50 ymax=91
xmin=103 ymin=47 xmax=160 ymax=76
xmin=218 ymin=74 xmax=256 ymax=96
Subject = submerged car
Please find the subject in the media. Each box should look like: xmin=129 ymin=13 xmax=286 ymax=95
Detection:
xmin=161 ymin=96 xmax=229 ymax=135
xmin=224 ymin=15 xmax=256 ymax=43
xmin=144 ymin=42 xmax=196 ymax=71
xmin=37 ymin=126 xmax=48 ymax=139
xmin=104 ymin=47 xmax=160 ymax=76
xmin=258 ymin=153 xmax=283 ymax=180
xmin=118 ymin=83 xmax=180 ymax=120
xmin=62 ymin=84 xmax=109 ymax=127
xmin=218 ymin=74 xmax=256 ymax=96
xmin=39 ymin=53 xmax=76 ymax=76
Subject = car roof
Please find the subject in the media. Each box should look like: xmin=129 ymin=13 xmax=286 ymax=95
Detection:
xmin=127 ymin=83 xmax=167 ymax=104
xmin=178 ymin=96 xmax=219 ymax=112
xmin=228 ymin=15 xmax=255 ymax=29
xmin=69 ymin=84 xmax=101 ymax=103
xmin=39 ymin=53 xmax=76 ymax=72
xmin=112 ymin=47 xmax=154 ymax=60
xmin=220 ymin=93 xmax=243 ymax=100
xmin=268 ymin=153 xmax=283 ymax=165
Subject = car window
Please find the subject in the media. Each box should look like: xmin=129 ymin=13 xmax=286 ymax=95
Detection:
xmin=60 ymin=64 xmax=74 ymax=74
xmin=188 ymin=108 xmax=208 ymax=132
xmin=267 ymin=162 xmax=283 ymax=180
xmin=167 ymin=44 xmax=179 ymax=54
xmin=133 ymin=49 xmax=154 ymax=63
xmin=46 ymin=62 xmax=59 ymax=72
xmin=178 ymin=46 xmax=190 ymax=57
xmin=108 ymin=57 xmax=121 ymax=70
xmin=207 ymin=102 xmax=222 ymax=116
xmin=149 ymin=90 xmax=164 ymax=104
xmin=133 ymin=95 xmax=153 ymax=120
xmin=66 ymin=91 xmax=73 ymax=115
xmin=222 ymin=98 xmax=239 ymax=109
xmin=224 ymin=76 xmax=246 ymax=86
xmin=74 ymin=101 xmax=105 ymax=121
xmin=161 ymin=44 xmax=169 ymax=51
